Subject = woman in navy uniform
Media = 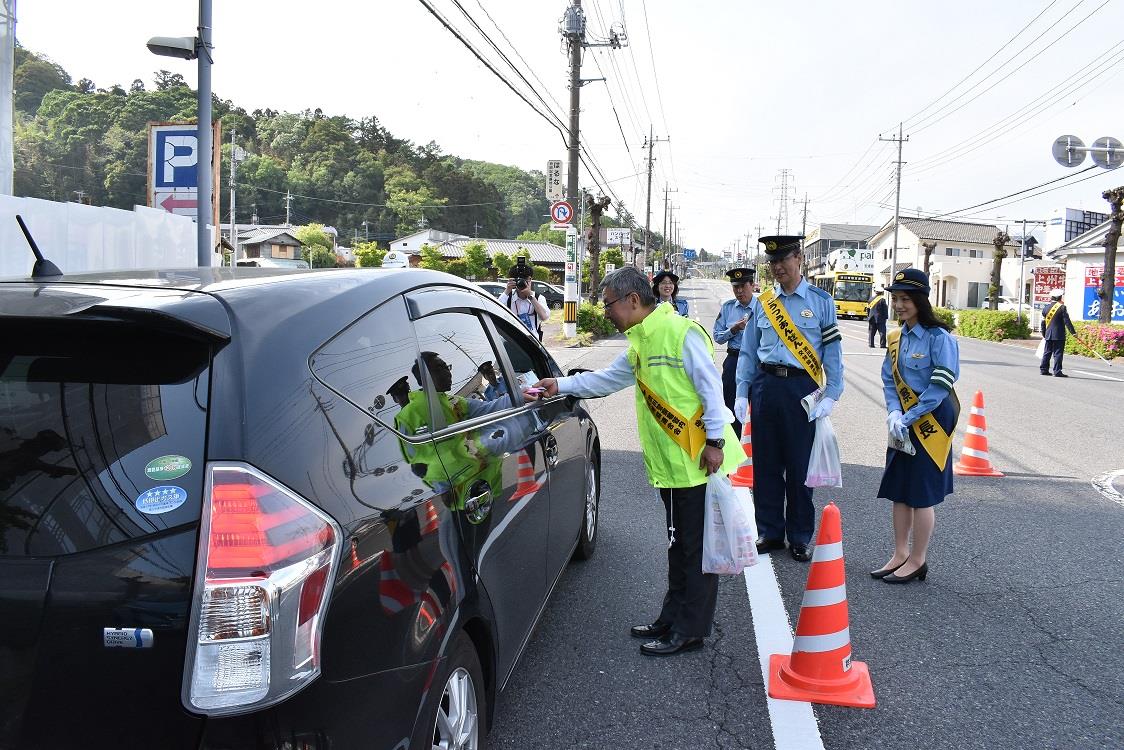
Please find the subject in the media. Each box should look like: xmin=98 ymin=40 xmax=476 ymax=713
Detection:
xmin=872 ymin=268 xmax=960 ymax=584
xmin=653 ymin=271 xmax=689 ymax=317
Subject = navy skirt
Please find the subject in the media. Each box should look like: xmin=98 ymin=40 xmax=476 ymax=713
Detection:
xmin=877 ymin=396 xmax=957 ymax=508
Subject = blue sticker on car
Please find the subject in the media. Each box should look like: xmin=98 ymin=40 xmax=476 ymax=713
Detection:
xmin=135 ymin=485 xmax=188 ymax=514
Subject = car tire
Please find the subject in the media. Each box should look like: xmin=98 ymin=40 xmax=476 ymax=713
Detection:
xmin=419 ymin=631 xmax=487 ymax=750
xmin=572 ymin=451 xmax=599 ymax=561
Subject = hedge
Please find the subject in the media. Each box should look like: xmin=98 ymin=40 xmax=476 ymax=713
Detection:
xmin=576 ymin=302 xmax=616 ymax=336
xmin=955 ymin=309 xmax=1030 ymax=341
xmin=1065 ymin=321 xmax=1124 ymax=359
xmin=933 ymin=307 xmax=956 ymax=331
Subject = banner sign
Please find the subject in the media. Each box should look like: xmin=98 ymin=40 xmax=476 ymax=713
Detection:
xmin=1081 ymin=264 xmax=1124 ymax=321
xmin=1032 ymin=266 xmax=1065 ymax=308
xmin=605 ymin=228 xmax=630 ymax=246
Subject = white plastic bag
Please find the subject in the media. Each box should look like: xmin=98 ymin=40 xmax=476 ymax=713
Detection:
xmin=805 ymin=416 xmax=843 ymax=488
xmin=1035 ymin=338 xmax=1046 ymax=359
xmin=702 ymin=474 xmax=759 ymax=574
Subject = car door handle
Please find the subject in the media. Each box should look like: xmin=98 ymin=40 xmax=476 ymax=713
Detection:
xmin=463 ymin=480 xmax=493 ymax=524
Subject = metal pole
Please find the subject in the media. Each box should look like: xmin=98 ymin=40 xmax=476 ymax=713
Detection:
xmin=566 ymin=0 xmax=582 ymax=206
xmin=890 ymin=123 xmax=903 ymax=285
xmin=644 ymin=126 xmax=653 ymax=268
xmin=229 ymin=127 xmax=237 ymax=262
xmin=1018 ymin=218 xmax=1027 ymax=321
xmin=196 ymin=0 xmax=213 ymax=267
xmin=0 ymin=0 xmax=14 ymax=196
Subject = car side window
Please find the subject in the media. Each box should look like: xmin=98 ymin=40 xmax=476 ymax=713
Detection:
xmin=410 ymin=312 xmax=514 ymax=432
xmin=310 ymin=296 xmax=423 ymax=433
xmin=487 ymin=315 xmax=557 ymax=383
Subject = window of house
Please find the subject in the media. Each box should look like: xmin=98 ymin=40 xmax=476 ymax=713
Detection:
xmin=946 ymin=248 xmax=961 ymax=257
xmin=967 ymin=281 xmax=989 ymax=308
xmin=245 ymin=246 xmax=260 ymax=258
xmin=272 ymin=243 xmax=295 ymax=259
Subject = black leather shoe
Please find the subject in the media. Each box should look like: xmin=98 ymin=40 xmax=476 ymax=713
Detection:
xmin=1054 ymin=372 xmax=1068 ymax=377
xmin=756 ymin=537 xmax=785 ymax=554
xmin=1040 ymin=371 xmax=1050 ymax=376
xmin=640 ymin=633 xmax=704 ymax=656
xmin=790 ymin=544 xmax=812 ymax=562
xmin=630 ymin=622 xmax=670 ymax=640
xmin=870 ymin=563 xmax=905 ymax=579
xmin=883 ymin=562 xmax=928 ymax=584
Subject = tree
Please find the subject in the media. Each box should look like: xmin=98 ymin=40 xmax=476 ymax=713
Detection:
xmin=419 ymin=243 xmax=447 ymax=272
xmin=516 ymin=222 xmax=565 ymax=247
xmin=989 ymin=230 xmax=1010 ymax=310
xmin=129 ymin=79 xmax=146 ymax=94
xmin=302 ymin=245 xmax=337 ymax=268
xmin=153 ymin=70 xmax=186 ymax=90
xmin=585 ymin=194 xmax=611 ymax=303
xmin=295 ymin=223 xmax=333 ymax=251
xmin=491 ymin=251 xmax=513 ymax=280
xmin=1099 ymin=186 xmax=1124 ymax=324
xmin=462 ymin=241 xmax=491 ymax=280
xmin=13 ymin=53 xmax=71 ymax=114
xmin=921 ymin=240 xmax=937 ymax=277
xmin=353 ymin=241 xmax=386 ymax=268
xmin=446 ymin=259 xmax=468 ymax=278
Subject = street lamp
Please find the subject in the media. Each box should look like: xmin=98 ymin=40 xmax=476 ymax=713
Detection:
xmin=147 ymin=0 xmax=213 ymax=268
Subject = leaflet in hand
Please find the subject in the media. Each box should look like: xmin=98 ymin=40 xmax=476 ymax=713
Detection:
xmin=888 ymin=428 xmax=916 ymax=455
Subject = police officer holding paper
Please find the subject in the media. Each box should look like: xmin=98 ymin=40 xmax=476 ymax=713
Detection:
xmin=733 ymin=236 xmax=844 ymax=562
xmin=713 ymin=267 xmax=757 ymax=436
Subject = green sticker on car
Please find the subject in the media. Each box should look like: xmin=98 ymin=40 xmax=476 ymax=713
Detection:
xmin=145 ymin=455 xmax=192 ymax=481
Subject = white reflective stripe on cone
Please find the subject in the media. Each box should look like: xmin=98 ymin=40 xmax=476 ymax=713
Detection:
xmin=966 ymin=425 xmax=985 ymax=436
xmin=970 ymin=407 xmax=985 ymax=416
xmin=792 ymin=627 xmax=851 ymax=653
xmin=810 ymin=541 xmax=842 ymax=563
xmin=962 ymin=447 xmax=989 ymax=459
xmin=801 ymin=583 xmax=847 ymax=608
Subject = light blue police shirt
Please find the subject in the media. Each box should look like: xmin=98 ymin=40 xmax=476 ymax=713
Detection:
xmin=735 ymin=278 xmax=844 ymax=400
xmin=713 ymin=297 xmax=756 ymax=349
xmin=881 ymin=323 xmax=959 ymax=426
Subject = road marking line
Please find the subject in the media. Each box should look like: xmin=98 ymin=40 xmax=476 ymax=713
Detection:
xmin=1073 ymin=369 xmax=1124 ymax=382
xmin=1092 ymin=469 xmax=1124 ymax=507
xmin=738 ymin=487 xmax=825 ymax=750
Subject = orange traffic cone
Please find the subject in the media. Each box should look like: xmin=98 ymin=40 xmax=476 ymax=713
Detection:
xmin=729 ymin=406 xmax=754 ymax=488
xmin=510 ymin=450 xmax=543 ymax=500
xmin=953 ymin=390 xmax=1004 ymax=477
xmin=769 ymin=503 xmax=876 ymax=709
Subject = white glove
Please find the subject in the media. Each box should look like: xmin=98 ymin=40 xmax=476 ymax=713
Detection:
xmin=886 ymin=410 xmax=903 ymax=428
xmin=733 ymin=397 xmax=749 ymax=424
xmin=808 ymin=396 xmax=836 ymax=421
xmin=889 ymin=414 xmax=909 ymax=442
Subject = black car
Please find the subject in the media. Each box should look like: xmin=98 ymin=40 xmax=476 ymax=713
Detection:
xmin=0 ymin=267 xmax=600 ymax=749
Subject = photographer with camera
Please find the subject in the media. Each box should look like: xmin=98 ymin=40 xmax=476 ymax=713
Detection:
xmin=499 ymin=259 xmax=550 ymax=340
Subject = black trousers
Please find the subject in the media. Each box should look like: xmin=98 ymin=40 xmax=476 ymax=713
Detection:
xmin=722 ymin=350 xmax=742 ymax=437
xmin=656 ymin=484 xmax=718 ymax=639
xmin=1041 ymin=338 xmax=1065 ymax=374
xmin=868 ymin=319 xmax=887 ymax=347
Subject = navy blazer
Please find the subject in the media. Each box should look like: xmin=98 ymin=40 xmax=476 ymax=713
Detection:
xmin=1041 ymin=301 xmax=1076 ymax=340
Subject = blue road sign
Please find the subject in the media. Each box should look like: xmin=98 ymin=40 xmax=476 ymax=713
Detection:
xmin=153 ymin=128 xmax=199 ymax=189
xmin=683 ymin=248 xmax=697 ymax=260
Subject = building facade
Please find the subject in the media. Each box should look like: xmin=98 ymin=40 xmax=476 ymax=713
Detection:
xmin=804 ymin=223 xmax=881 ymax=277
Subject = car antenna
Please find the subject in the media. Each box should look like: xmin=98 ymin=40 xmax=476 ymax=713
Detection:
xmin=17 ymin=214 xmax=63 ymax=278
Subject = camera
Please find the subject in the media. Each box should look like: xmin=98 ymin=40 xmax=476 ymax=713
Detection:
xmin=515 ymin=278 xmax=529 ymax=290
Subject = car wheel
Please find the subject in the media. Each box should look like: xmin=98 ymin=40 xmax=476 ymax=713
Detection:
xmin=424 ymin=632 xmax=486 ymax=750
xmin=573 ymin=452 xmax=599 ymax=560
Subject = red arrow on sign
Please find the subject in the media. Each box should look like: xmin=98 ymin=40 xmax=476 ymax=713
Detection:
xmin=160 ymin=194 xmax=198 ymax=212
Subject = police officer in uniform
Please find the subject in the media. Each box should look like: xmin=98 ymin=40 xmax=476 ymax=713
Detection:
xmin=1040 ymin=288 xmax=1076 ymax=377
xmin=733 ymin=236 xmax=844 ymax=562
xmin=868 ymin=288 xmax=888 ymax=348
xmin=713 ymin=267 xmax=757 ymax=436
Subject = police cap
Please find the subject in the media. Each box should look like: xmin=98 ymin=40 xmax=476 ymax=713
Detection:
xmin=725 ymin=267 xmax=755 ymax=284
xmin=652 ymin=270 xmax=680 ymax=286
xmin=885 ymin=267 xmax=930 ymax=294
xmin=759 ymin=235 xmax=804 ymax=259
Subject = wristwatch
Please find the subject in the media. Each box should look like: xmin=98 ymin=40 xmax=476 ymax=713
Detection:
xmin=705 ymin=438 xmax=725 ymax=449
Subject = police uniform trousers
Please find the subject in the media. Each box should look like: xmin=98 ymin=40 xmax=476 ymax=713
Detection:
xmin=655 ymin=484 xmax=718 ymax=639
xmin=868 ymin=319 xmax=887 ymax=347
xmin=877 ymin=396 xmax=956 ymax=508
xmin=722 ymin=349 xmax=742 ymax=437
xmin=1040 ymin=338 xmax=1065 ymax=375
xmin=750 ymin=369 xmax=817 ymax=546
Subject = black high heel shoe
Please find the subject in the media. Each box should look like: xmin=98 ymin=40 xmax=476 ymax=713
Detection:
xmin=883 ymin=562 xmax=928 ymax=584
xmin=869 ymin=562 xmax=905 ymax=579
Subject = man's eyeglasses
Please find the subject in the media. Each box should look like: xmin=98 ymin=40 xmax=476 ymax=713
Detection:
xmin=602 ymin=293 xmax=630 ymax=309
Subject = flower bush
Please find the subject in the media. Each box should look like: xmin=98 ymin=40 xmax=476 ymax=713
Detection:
xmin=933 ymin=307 xmax=957 ymax=330
xmin=1065 ymin=322 xmax=1124 ymax=359
xmin=955 ymin=309 xmax=1030 ymax=341
xmin=576 ymin=302 xmax=617 ymax=337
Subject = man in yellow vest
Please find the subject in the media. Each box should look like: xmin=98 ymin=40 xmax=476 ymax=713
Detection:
xmin=530 ymin=266 xmax=743 ymax=656
xmin=1040 ymin=288 xmax=1077 ymax=377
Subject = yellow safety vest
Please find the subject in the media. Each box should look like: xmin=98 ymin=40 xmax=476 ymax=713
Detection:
xmin=625 ymin=303 xmax=743 ymax=488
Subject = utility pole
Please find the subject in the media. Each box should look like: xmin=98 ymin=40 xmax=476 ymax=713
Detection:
xmin=284 ymin=190 xmax=293 ymax=227
xmin=662 ymin=183 xmax=677 ymax=269
xmin=797 ymin=192 xmax=809 ymax=277
xmin=773 ymin=169 xmax=792 ymax=234
xmin=228 ymin=127 xmax=245 ymax=262
xmin=0 ymin=0 xmax=14 ymax=196
xmin=880 ymin=123 xmax=908 ymax=286
xmin=1100 ymin=186 xmax=1124 ymax=324
xmin=563 ymin=0 xmax=583 ymax=207
xmin=643 ymin=127 xmax=669 ymax=271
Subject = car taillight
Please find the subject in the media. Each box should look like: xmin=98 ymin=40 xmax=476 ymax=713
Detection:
xmin=183 ymin=463 xmax=341 ymax=715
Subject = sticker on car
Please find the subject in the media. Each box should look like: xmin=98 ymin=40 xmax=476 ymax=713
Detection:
xmin=145 ymin=454 xmax=193 ymax=480
xmin=135 ymin=485 xmax=189 ymax=514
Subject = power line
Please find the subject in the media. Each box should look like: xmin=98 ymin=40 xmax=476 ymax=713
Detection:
xmin=925 ymin=165 xmax=1099 ymax=219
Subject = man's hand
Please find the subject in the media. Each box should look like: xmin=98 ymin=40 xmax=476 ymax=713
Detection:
xmin=699 ymin=445 xmax=723 ymax=475
xmin=523 ymin=378 xmax=558 ymax=402
xmin=808 ymin=396 xmax=836 ymax=421
xmin=730 ymin=315 xmax=748 ymax=334
xmin=505 ymin=279 xmax=517 ymax=293
xmin=733 ymin=396 xmax=749 ymax=424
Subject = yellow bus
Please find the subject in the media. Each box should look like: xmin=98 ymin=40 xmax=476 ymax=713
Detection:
xmin=813 ymin=271 xmax=874 ymax=319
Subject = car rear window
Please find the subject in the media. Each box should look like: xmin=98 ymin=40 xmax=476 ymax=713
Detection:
xmin=0 ymin=320 xmax=211 ymax=557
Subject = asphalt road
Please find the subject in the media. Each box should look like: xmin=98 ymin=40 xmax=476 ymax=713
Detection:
xmin=490 ymin=278 xmax=1124 ymax=750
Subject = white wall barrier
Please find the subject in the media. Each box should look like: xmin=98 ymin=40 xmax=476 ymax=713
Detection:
xmin=0 ymin=196 xmax=217 ymax=278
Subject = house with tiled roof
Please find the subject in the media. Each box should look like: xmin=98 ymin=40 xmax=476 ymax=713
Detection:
xmin=866 ymin=216 xmax=1042 ymax=309
xmin=435 ymin=238 xmax=566 ymax=276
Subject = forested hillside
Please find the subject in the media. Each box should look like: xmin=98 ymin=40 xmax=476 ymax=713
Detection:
xmin=12 ymin=46 xmax=551 ymax=242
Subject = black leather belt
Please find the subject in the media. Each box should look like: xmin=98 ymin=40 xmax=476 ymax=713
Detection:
xmin=725 ymin=348 xmax=740 ymax=356
xmin=762 ymin=363 xmax=807 ymax=378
